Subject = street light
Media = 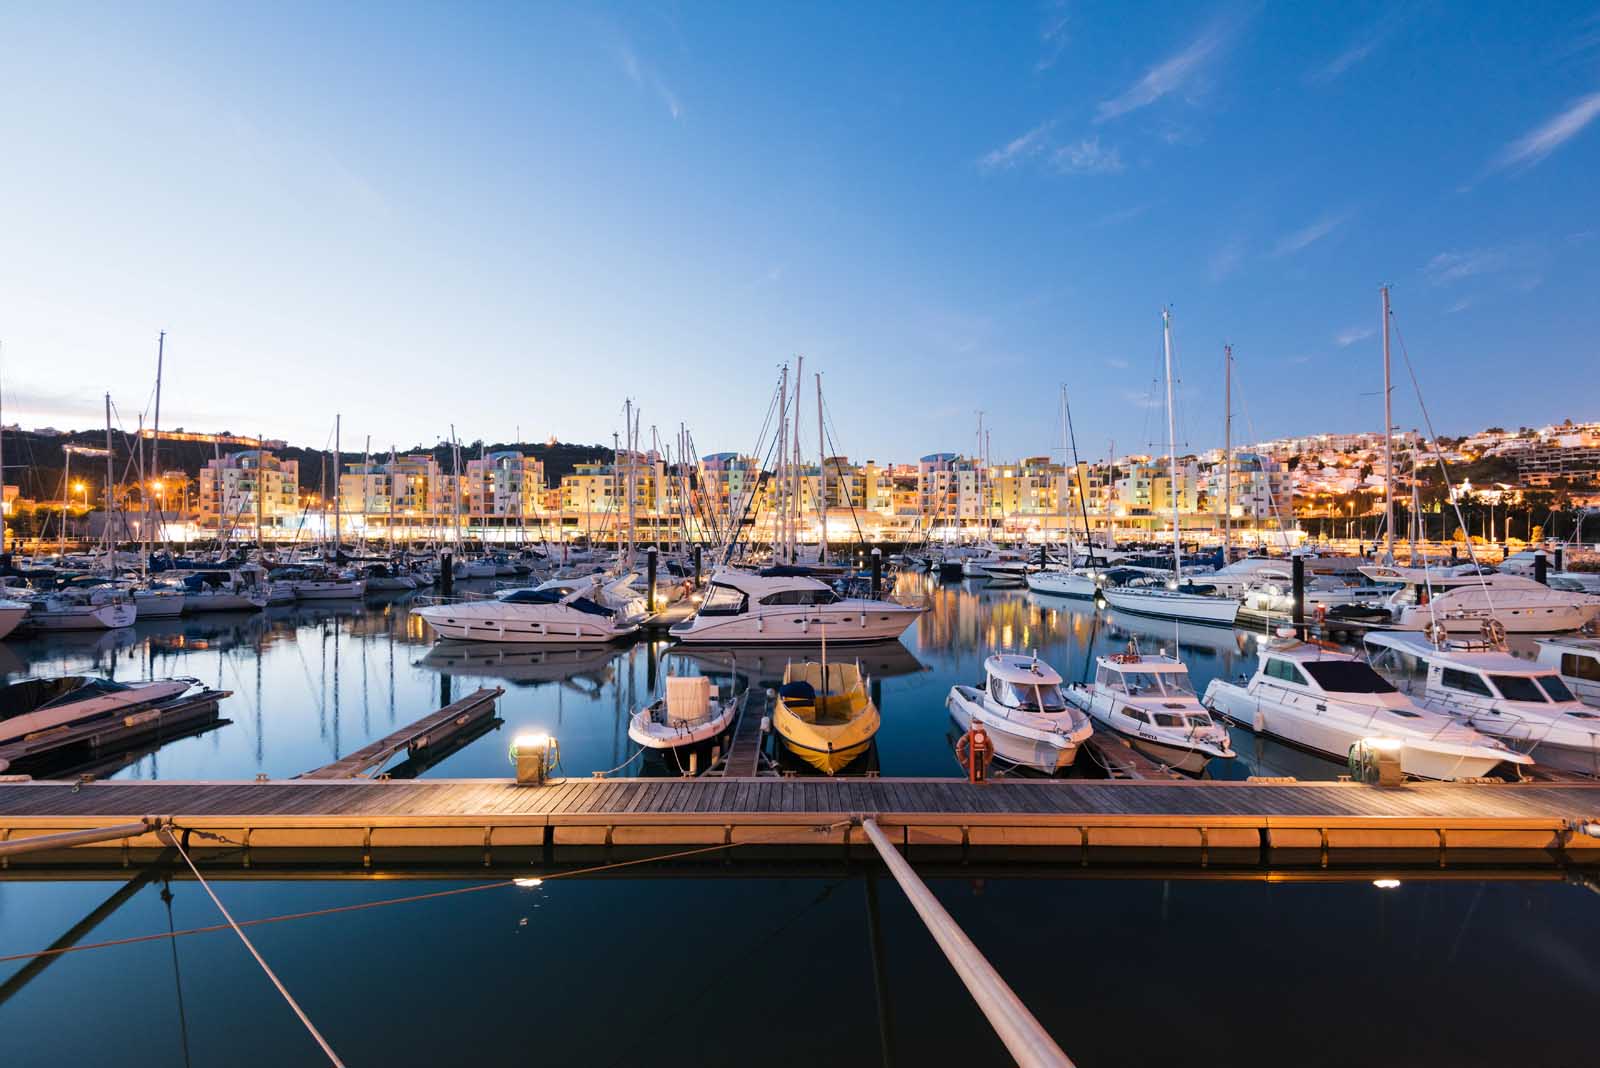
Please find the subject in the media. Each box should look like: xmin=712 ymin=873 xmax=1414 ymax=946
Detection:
xmin=72 ymin=481 xmax=87 ymax=508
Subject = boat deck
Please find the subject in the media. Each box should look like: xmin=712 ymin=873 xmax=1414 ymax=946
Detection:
xmin=2 ymin=778 xmax=1597 ymax=859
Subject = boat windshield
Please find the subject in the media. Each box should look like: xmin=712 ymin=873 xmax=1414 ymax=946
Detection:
xmin=1299 ymin=660 xmax=1396 ymax=694
xmin=1491 ymin=674 xmax=1548 ymax=703
xmin=1110 ymin=671 xmax=1195 ymax=698
xmin=1538 ymin=675 xmax=1577 ymax=703
xmin=990 ymin=678 xmax=1069 ymax=712
xmin=698 ymin=583 xmax=747 ymax=616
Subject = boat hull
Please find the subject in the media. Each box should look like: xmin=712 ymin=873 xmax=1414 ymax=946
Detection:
xmin=0 ymin=606 xmax=29 ymax=640
xmin=23 ymin=604 xmax=137 ymax=631
xmin=1025 ymin=571 xmax=1098 ymax=600
xmin=1102 ymin=587 xmax=1239 ymax=626
xmin=415 ymin=605 xmax=635 ymax=644
xmin=669 ymin=602 xmax=920 ymax=645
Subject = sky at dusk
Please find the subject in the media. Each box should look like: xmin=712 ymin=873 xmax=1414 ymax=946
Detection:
xmin=2 ymin=2 xmax=1597 ymax=465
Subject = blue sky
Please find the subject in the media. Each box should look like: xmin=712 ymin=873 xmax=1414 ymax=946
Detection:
xmin=2 ymin=2 xmax=1597 ymax=464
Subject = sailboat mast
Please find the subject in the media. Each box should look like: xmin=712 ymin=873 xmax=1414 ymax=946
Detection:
xmin=61 ymin=447 xmax=71 ymax=557
xmin=105 ymin=393 xmax=116 ymax=576
xmin=791 ymin=355 xmax=804 ymax=564
xmin=333 ymin=414 xmax=342 ymax=560
xmin=815 ymin=372 xmax=826 ymax=564
xmin=776 ymin=363 xmax=789 ymax=563
xmin=257 ymin=431 xmax=266 ymax=552
xmin=149 ymin=332 xmax=164 ymax=552
xmin=1162 ymin=309 xmax=1182 ymax=585
xmin=1222 ymin=344 xmax=1232 ymax=565
xmin=1381 ymin=285 xmax=1394 ymax=562
xmin=0 ymin=342 xmax=5 ymax=555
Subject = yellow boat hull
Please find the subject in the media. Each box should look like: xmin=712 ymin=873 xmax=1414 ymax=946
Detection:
xmin=775 ymin=662 xmax=881 ymax=775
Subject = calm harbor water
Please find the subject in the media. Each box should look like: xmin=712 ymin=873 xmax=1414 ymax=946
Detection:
xmin=2 ymin=574 xmax=1597 ymax=1065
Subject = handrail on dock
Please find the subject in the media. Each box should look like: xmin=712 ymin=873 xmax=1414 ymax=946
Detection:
xmin=860 ymin=817 xmax=1074 ymax=1067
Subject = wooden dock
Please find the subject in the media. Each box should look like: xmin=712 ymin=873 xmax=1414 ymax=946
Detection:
xmin=1 ymin=778 xmax=1597 ymax=862
xmin=297 ymin=687 xmax=504 ymax=780
xmin=718 ymin=688 xmax=769 ymax=778
xmin=0 ymin=690 xmax=232 ymax=777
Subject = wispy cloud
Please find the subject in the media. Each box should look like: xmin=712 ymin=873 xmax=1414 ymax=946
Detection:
xmin=1035 ymin=1 xmax=1071 ymax=73
xmin=978 ymin=121 xmax=1054 ymax=172
xmin=1094 ymin=202 xmax=1155 ymax=226
xmin=1446 ymin=297 xmax=1473 ymax=315
xmin=1095 ymin=20 xmax=1232 ymax=123
xmin=1123 ymin=389 xmax=1162 ymax=409
xmin=616 ymin=40 xmax=682 ymax=119
xmin=1273 ymin=211 xmax=1352 ymax=257
xmin=1106 ymin=357 xmax=1130 ymax=370
xmin=1492 ymin=92 xmax=1600 ymax=172
xmin=1424 ymin=248 xmax=1509 ymax=285
xmin=1306 ymin=14 xmax=1401 ymax=84
xmin=1335 ymin=326 xmax=1374 ymax=347
xmin=1051 ymin=137 xmax=1123 ymax=174
xmin=1208 ymin=240 xmax=1243 ymax=282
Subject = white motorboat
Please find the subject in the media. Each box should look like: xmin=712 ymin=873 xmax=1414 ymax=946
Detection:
xmin=627 ymin=675 xmax=740 ymax=753
xmin=1065 ymin=650 xmax=1234 ymax=774
xmin=534 ymin=573 xmax=650 ymax=627
xmin=1497 ymin=550 xmax=1600 ymax=594
xmin=1536 ymin=637 xmax=1600 ymax=707
xmin=1202 ymin=552 xmax=1371 ymax=598
xmin=0 ymin=674 xmax=197 ymax=745
xmin=945 ymin=653 xmax=1094 ymax=773
xmin=1101 ymin=582 xmax=1241 ymax=627
xmin=414 ymin=586 xmax=639 ymax=643
xmin=0 ymin=599 xmax=28 ymax=640
xmin=1366 ymin=631 xmax=1600 ymax=776
xmin=1202 ymin=636 xmax=1532 ymax=780
xmin=452 ymin=556 xmax=499 ymax=579
xmin=1360 ymin=564 xmax=1600 ymax=633
xmin=961 ymin=545 xmax=1026 ymax=579
xmin=18 ymin=589 xmax=137 ymax=631
xmin=668 ymin=566 xmax=921 ymax=645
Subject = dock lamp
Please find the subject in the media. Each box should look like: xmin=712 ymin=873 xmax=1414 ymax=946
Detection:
xmin=511 ymin=732 xmax=559 ymax=785
xmin=1349 ymin=737 xmax=1404 ymax=787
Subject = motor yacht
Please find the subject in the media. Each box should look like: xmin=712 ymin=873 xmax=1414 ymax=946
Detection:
xmin=1064 ymin=650 xmax=1234 ymax=774
xmin=413 ymin=586 xmax=640 ymax=643
xmin=534 ymin=573 xmax=650 ymax=627
xmin=1360 ymin=564 xmax=1600 ymax=633
xmin=627 ymin=675 xmax=741 ymax=758
xmin=774 ymin=660 xmax=880 ymax=774
xmin=668 ymin=566 xmax=921 ymax=645
xmin=945 ymin=653 xmax=1094 ymax=773
xmin=1202 ymin=636 xmax=1532 ymax=780
xmin=1497 ymin=550 xmax=1600 ymax=594
xmin=0 ymin=674 xmax=198 ymax=745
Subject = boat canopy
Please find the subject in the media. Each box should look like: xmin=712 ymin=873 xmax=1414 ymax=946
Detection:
xmin=498 ymin=588 xmax=615 ymax=617
xmin=1097 ymin=653 xmax=1189 ymax=674
xmin=984 ymin=654 xmax=1063 ymax=687
xmin=1 ymin=676 xmax=127 ymax=719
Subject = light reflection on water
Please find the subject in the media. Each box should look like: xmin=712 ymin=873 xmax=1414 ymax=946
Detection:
xmin=2 ymin=573 xmax=1352 ymax=782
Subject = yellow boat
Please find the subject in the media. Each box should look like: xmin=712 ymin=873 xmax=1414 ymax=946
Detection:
xmin=774 ymin=661 xmax=880 ymax=775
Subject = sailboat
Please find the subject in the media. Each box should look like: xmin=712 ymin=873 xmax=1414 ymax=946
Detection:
xmin=1099 ymin=311 xmax=1239 ymax=627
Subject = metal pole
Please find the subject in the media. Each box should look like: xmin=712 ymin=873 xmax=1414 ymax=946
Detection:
xmin=859 ymin=818 xmax=1073 ymax=1067
xmin=0 ymin=818 xmax=164 ymax=858
xmin=1222 ymin=345 xmax=1232 ymax=564
xmin=1381 ymin=286 xmax=1394 ymax=563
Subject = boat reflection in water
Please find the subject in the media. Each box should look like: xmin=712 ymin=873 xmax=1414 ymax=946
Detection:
xmin=416 ymin=641 xmax=618 ymax=692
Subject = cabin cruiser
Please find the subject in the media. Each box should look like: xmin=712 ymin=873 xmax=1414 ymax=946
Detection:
xmin=1366 ymin=631 xmax=1599 ymax=776
xmin=1202 ymin=637 xmax=1532 ymax=780
xmin=627 ymin=675 xmax=741 ymax=756
xmin=668 ymin=566 xmax=921 ymax=645
xmin=534 ymin=573 xmax=650 ymax=627
xmin=414 ymin=586 xmax=639 ymax=643
xmin=1202 ymin=552 xmax=1369 ymax=598
xmin=0 ymin=675 xmax=198 ymax=745
xmin=1360 ymin=564 xmax=1600 ymax=633
xmin=959 ymin=544 xmax=1024 ymax=579
xmin=0 ymin=599 xmax=29 ymax=640
xmin=1536 ymin=637 xmax=1600 ymax=707
xmin=945 ymin=653 xmax=1094 ymax=773
xmin=1065 ymin=650 xmax=1234 ymax=774
xmin=1239 ymin=574 xmax=1386 ymax=617
xmin=1101 ymin=579 xmax=1240 ymax=627
xmin=17 ymin=588 xmax=137 ymax=631
xmin=775 ymin=660 xmax=880 ymax=774
xmin=269 ymin=566 xmax=367 ymax=600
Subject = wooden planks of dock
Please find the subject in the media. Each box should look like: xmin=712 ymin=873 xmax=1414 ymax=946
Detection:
xmin=718 ymin=688 xmax=769 ymax=778
xmin=297 ymin=687 xmax=504 ymax=780
xmin=1 ymin=777 xmax=1597 ymax=859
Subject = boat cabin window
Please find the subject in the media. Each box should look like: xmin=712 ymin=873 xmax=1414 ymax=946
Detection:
xmin=698 ymin=583 xmax=747 ymax=616
xmin=1108 ymin=671 xmax=1195 ymax=698
xmin=988 ymin=676 xmax=1069 ymax=712
xmin=758 ymin=588 xmax=839 ymax=606
xmin=1153 ymin=712 xmax=1186 ymax=728
xmin=1264 ymin=658 xmax=1309 ymax=686
xmin=1489 ymin=674 xmax=1548 ymax=703
xmin=1538 ymin=675 xmax=1577 ymax=703
xmin=1560 ymin=653 xmax=1600 ymax=682
xmin=1299 ymin=661 xmax=1397 ymax=694
xmin=1440 ymin=668 xmax=1493 ymax=698
xmin=1124 ymin=708 xmax=1150 ymax=724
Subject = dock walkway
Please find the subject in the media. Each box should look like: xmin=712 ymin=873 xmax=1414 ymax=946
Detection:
xmin=719 ymin=688 xmax=769 ymax=778
xmin=297 ymin=687 xmax=503 ymax=780
xmin=2 ymin=778 xmax=1597 ymax=857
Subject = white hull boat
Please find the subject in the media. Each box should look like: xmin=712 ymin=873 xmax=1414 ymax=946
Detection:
xmin=627 ymin=676 xmax=740 ymax=751
xmin=1025 ymin=569 xmax=1099 ymax=600
xmin=1203 ymin=637 xmax=1531 ymax=780
xmin=0 ymin=601 xmax=30 ymax=640
xmin=1064 ymin=651 xmax=1234 ymax=775
xmin=944 ymin=653 xmax=1093 ymax=773
xmin=21 ymin=594 xmax=137 ymax=631
xmin=670 ymin=567 xmax=921 ymax=645
xmin=132 ymin=588 xmax=186 ymax=618
xmin=1361 ymin=564 xmax=1600 ymax=634
xmin=1536 ymin=638 xmax=1600 ymax=708
xmin=1102 ymin=585 xmax=1240 ymax=627
xmin=415 ymin=587 xmax=638 ymax=644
